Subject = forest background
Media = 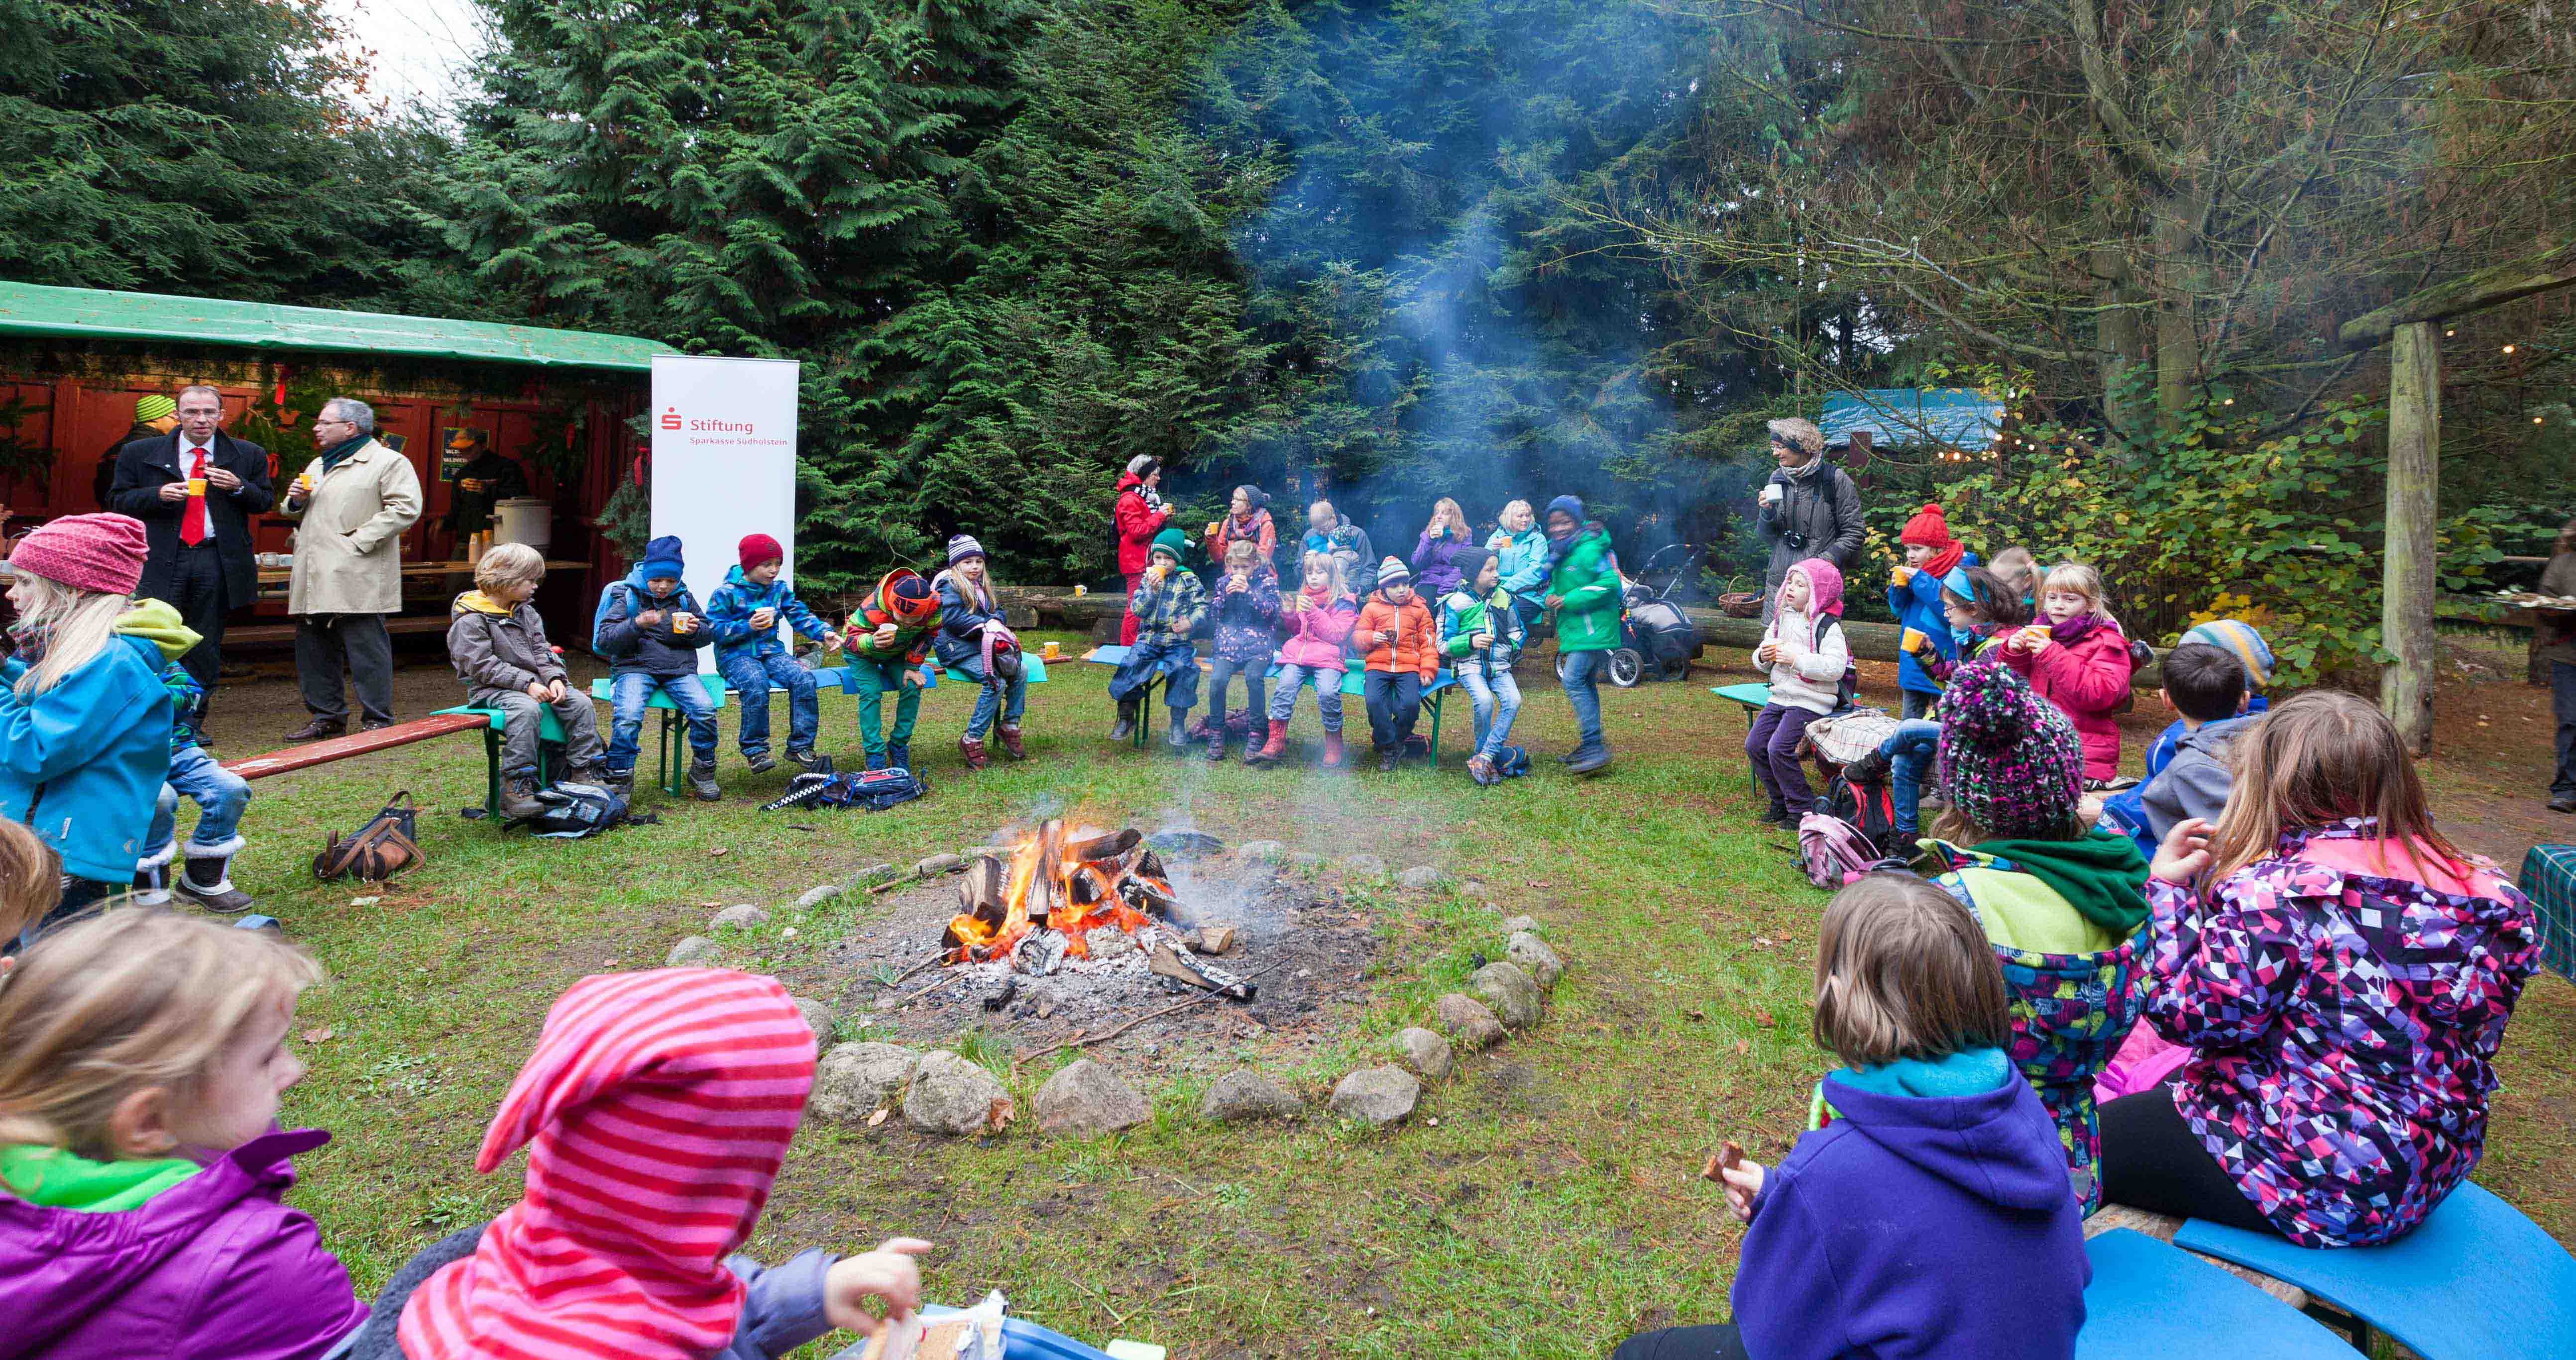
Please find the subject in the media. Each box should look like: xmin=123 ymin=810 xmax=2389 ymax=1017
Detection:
xmin=5 ymin=0 xmax=2574 ymax=681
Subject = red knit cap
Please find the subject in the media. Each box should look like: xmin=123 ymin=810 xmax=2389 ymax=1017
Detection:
xmin=1899 ymin=503 xmax=1953 ymax=548
xmin=10 ymin=513 xmax=147 ymax=596
xmin=738 ymin=532 xmax=784 ymax=571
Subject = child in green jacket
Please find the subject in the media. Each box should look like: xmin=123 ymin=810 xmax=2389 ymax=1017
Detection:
xmin=841 ymin=569 xmax=941 ymax=771
xmin=1543 ymin=496 xmax=1620 ymax=775
xmin=1438 ymin=549 xmax=1527 ymax=786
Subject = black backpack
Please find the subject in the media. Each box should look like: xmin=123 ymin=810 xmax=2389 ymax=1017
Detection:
xmin=523 ymin=783 xmax=631 ymax=839
xmin=1824 ymin=773 xmax=1902 ymax=859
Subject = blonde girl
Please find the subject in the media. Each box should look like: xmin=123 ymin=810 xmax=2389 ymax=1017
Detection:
xmin=2001 ymin=561 xmax=2134 ymax=783
xmin=1412 ymin=497 xmax=1475 ymax=598
xmin=0 ymin=514 xmax=171 ymax=943
xmin=0 ymin=908 xmax=366 ymax=1355
xmin=1619 ymin=873 xmax=2085 ymax=1360
xmin=2104 ymin=691 xmax=2542 ymax=1246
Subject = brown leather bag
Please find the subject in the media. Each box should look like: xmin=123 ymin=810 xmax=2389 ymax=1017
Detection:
xmin=313 ymin=791 xmax=423 ymax=883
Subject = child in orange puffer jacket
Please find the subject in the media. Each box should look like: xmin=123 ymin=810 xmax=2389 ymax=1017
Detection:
xmin=1354 ymin=558 xmax=1438 ymax=773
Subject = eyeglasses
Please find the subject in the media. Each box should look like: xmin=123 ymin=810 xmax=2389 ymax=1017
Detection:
xmin=313 ymin=418 xmax=350 ymax=429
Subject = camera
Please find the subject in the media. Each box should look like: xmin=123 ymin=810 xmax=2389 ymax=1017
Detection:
xmin=1782 ymin=531 xmax=1810 ymax=551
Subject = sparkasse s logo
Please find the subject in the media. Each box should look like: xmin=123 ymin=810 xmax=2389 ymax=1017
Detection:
xmin=659 ymin=405 xmax=682 ymax=431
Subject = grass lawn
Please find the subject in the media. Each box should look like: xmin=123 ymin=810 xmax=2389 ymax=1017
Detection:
xmin=201 ymin=633 xmax=2576 ymax=1359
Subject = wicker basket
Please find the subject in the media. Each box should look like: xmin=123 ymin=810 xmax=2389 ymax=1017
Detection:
xmin=1718 ymin=591 xmax=1763 ymax=619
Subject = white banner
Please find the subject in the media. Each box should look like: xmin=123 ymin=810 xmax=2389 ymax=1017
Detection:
xmin=650 ymin=355 xmax=801 ymax=673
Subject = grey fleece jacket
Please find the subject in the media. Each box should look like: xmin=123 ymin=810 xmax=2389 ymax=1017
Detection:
xmin=2140 ymin=714 xmax=2255 ymax=844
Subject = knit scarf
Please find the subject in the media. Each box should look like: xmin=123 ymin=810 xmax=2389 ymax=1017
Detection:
xmin=317 ymin=432 xmax=371 ymax=473
xmin=1974 ymin=830 xmax=2150 ymax=935
xmin=5 ymin=620 xmax=49 ymax=667
xmin=2045 ymin=614 xmax=2105 ymax=646
xmin=1919 ymin=541 xmax=1965 ymax=579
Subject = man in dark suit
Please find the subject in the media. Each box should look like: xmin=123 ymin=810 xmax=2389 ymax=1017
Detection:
xmin=109 ymin=384 xmax=275 ymax=704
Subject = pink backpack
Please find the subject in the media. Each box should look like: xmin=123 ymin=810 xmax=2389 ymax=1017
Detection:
xmin=1797 ymin=811 xmax=1884 ymax=888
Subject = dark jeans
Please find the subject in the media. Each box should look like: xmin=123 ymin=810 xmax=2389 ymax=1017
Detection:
xmin=1901 ymin=687 xmax=1935 ymax=720
xmin=2097 ymin=1085 xmax=2277 ymax=1235
xmin=2553 ymin=660 xmax=2575 ymax=799
xmin=1207 ymin=654 xmax=1266 ymax=729
xmin=295 ymin=613 xmax=393 ymax=725
xmin=1746 ymin=702 xmax=1821 ymax=813
xmin=1364 ymin=669 xmax=1423 ymax=751
xmin=161 ymin=542 xmax=230 ymax=702
xmin=1611 ymin=1325 xmax=1748 ymax=1360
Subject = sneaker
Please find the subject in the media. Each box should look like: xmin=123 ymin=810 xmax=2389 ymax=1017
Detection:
xmin=995 ymin=726 xmax=1026 ymax=760
xmin=1568 ymin=746 xmax=1612 ymax=776
xmin=744 ymin=750 xmax=777 ymax=775
xmin=604 ymin=768 xmax=636 ymax=800
xmin=284 ymin=717 xmax=345 ymax=742
xmin=959 ymin=735 xmax=991 ymax=770
xmin=786 ymin=748 xmax=826 ymax=774
xmin=2552 ymin=794 xmax=2576 ymax=814
xmin=1378 ymin=750 xmax=1399 ymax=773
xmin=360 ymin=718 xmax=394 ymax=732
xmin=1466 ymin=754 xmax=1496 ymax=786
xmin=1755 ymin=802 xmax=1791 ymax=827
xmin=687 ymin=763 xmax=723 ymax=801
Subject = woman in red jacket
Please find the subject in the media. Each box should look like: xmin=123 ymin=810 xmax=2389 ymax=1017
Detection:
xmin=2002 ymin=561 xmax=2134 ymax=784
xmin=1112 ymin=456 xmax=1171 ymax=644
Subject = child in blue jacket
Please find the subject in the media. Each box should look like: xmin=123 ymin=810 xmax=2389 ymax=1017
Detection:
xmin=119 ymin=600 xmax=257 ymax=914
xmin=703 ymin=533 xmax=837 ymax=776
xmin=592 ymin=534 xmax=719 ymax=801
xmin=0 ymin=514 xmax=173 ymax=946
xmin=1888 ymin=502 xmax=1975 ymax=719
xmin=1616 ymin=872 xmax=2086 ymax=1360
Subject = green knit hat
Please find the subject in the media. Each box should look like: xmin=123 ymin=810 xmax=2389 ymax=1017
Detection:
xmin=134 ymin=394 xmax=176 ymax=423
xmin=1150 ymin=526 xmax=1187 ymax=562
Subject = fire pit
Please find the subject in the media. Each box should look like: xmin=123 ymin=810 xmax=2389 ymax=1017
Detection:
xmin=943 ymin=820 xmax=1256 ymax=1000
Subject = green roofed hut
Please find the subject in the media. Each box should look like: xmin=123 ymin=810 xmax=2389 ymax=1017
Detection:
xmin=0 ymin=281 xmax=678 ymax=649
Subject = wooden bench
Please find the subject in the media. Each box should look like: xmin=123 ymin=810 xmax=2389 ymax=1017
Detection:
xmin=223 ymin=712 xmax=497 ymax=782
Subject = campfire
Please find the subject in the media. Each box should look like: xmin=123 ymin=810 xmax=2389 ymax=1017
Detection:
xmin=943 ymin=821 xmax=1256 ymax=1000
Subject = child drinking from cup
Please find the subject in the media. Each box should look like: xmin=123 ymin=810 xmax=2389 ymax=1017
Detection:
xmin=591 ymin=535 xmax=719 ymax=800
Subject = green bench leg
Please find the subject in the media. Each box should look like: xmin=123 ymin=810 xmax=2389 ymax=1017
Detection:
xmin=481 ymin=727 xmax=505 ymax=819
xmin=659 ymin=711 xmax=684 ymax=797
xmin=1426 ymin=689 xmax=1443 ymax=765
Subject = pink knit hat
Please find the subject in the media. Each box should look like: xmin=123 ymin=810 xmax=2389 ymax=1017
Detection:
xmin=9 ymin=513 xmax=149 ymax=596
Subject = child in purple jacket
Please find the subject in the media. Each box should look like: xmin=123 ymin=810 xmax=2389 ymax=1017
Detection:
xmin=1617 ymin=873 xmax=2086 ymax=1360
xmin=1199 ymin=538 xmax=1281 ymax=760
xmin=2104 ymin=690 xmax=2542 ymax=1247
xmin=0 ymin=908 xmax=364 ymax=1360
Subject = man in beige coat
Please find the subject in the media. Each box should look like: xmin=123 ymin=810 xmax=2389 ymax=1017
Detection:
xmin=279 ymin=397 xmax=423 ymax=739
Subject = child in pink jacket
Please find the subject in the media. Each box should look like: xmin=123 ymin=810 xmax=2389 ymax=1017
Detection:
xmin=2003 ymin=561 xmax=2134 ymax=784
xmin=1252 ymin=551 xmax=1359 ymax=768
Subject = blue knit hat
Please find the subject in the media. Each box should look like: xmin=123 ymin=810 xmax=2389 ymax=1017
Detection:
xmin=637 ymin=535 xmax=685 ymax=582
xmin=1545 ymin=495 xmax=1585 ymax=525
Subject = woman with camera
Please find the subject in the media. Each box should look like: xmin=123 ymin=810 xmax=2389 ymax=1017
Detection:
xmin=1756 ymin=418 xmax=1864 ymax=625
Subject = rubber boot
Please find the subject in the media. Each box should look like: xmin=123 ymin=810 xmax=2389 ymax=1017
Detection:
xmin=887 ymin=741 xmax=911 ymax=772
xmin=1110 ymin=696 xmax=1139 ymax=742
xmin=499 ymin=775 xmax=548 ymax=822
xmin=1163 ymin=709 xmax=1192 ymax=752
xmin=1322 ymin=731 xmax=1346 ymax=769
xmin=175 ymin=841 xmax=255 ymax=914
xmin=687 ymin=760 xmax=723 ymax=801
xmin=1247 ymin=719 xmax=1287 ymax=766
xmin=959 ymin=734 xmax=990 ymax=770
xmin=996 ymin=725 xmax=1025 ymax=760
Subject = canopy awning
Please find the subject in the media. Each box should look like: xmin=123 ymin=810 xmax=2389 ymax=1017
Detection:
xmin=0 ymin=281 xmax=677 ymax=374
xmin=1821 ymin=388 xmax=2004 ymax=448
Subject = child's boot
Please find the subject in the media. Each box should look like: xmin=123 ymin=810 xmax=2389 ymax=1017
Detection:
xmin=1567 ymin=741 xmax=1613 ymax=777
xmin=687 ymin=760 xmax=723 ymax=801
xmin=500 ymin=774 xmax=549 ymax=821
xmin=604 ymin=766 xmax=636 ymax=799
xmin=996 ymin=724 xmax=1025 ymax=760
xmin=1164 ymin=709 xmax=1192 ymax=752
xmin=1322 ymin=730 xmax=1345 ymax=769
xmin=1377 ymin=746 xmax=1400 ymax=773
xmin=865 ymin=748 xmax=888 ymax=772
xmin=1110 ymin=696 xmax=1139 ymax=741
xmin=1247 ymin=719 xmax=1287 ymax=766
xmin=887 ymin=741 xmax=912 ymax=772
xmin=959 ymin=734 xmax=990 ymax=770
xmin=786 ymin=747 xmax=824 ymax=774
xmin=564 ymin=760 xmax=608 ymax=788
xmin=743 ymin=748 xmax=776 ymax=775
xmin=130 ymin=846 xmax=175 ymax=907
xmin=1202 ymin=726 xmax=1226 ymax=761
xmin=175 ymin=841 xmax=255 ymax=914
xmin=1466 ymin=753 xmax=1496 ymax=786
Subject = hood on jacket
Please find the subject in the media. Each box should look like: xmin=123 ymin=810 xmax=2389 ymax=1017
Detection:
xmin=1817 ymin=1054 xmax=2071 ymax=1213
xmin=1783 ymin=557 xmax=1845 ymax=619
xmin=113 ymin=599 xmax=202 ymax=664
xmin=1116 ymin=471 xmax=1146 ymax=495
xmin=0 ymin=1143 xmax=199 ymax=1212
xmin=2174 ymin=713 xmax=2255 ymax=761
xmin=450 ymin=590 xmax=515 ymax=618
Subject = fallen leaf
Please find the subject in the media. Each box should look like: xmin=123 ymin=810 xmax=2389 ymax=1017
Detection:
xmin=1687 ymin=1009 xmax=1707 ymax=1022
xmin=866 ymin=1108 xmax=890 ymax=1128
xmin=349 ymin=896 xmax=380 ymax=908
xmin=707 ymin=847 xmax=730 ymax=858
xmin=1733 ymin=1039 xmax=1751 ymax=1054
xmin=302 ymin=1027 xmax=335 ymax=1044
xmin=700 ymin=901 xmax=722 ymax=909
xmin=782 ymin=926 xmax=799 ymax=939
xmin=1753 ymin=936 xmax=1776 ymax=949
xmin=986 ymin=1098 xmax=1016 ymax=1132
xmin=1753 ymin=1007 xmax=1776 ymax=1028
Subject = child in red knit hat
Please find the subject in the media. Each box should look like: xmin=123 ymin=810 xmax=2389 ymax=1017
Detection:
xmin=1887 ymin=502 xmax=1975 ymax=719
xmin=0 ymin=513 xmax=174 ymax=944
xmin=704 ymin=533 xmax=839 ymax=776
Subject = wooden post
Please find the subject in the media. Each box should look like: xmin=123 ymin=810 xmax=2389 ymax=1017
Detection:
xmin=2381 ymin=320 xmax=2440 ymax=754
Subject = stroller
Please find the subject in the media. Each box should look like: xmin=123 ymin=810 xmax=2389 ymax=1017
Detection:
xmin=1606 ymin=543 xmax=1706 ymax=687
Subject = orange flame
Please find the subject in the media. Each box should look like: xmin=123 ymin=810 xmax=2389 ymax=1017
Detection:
xmin=943 ymin=822 xmax=1173 ymax=965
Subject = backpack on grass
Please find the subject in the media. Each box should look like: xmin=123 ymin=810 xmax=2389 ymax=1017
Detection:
xmin=1824 ymin=774 xmax=1902 ymax=859
xmin=1797 ymin=811 xmax=1890 ymax=889
xmin=522 ymin=783 xmax=630 ymax=839
xmin=762 ymin=766 xmax=927 ymax=813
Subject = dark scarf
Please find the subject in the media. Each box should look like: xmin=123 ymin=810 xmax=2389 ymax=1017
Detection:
xmin=318 ymin=432 xmax=371 ymax=473
xmin=2046 ymin=614 xmax=2104 ymax=646
xmin=1975 ymin=830 xmax=2150 ymax=936
xmin=6 ymin=619 xmax=51 ymax=667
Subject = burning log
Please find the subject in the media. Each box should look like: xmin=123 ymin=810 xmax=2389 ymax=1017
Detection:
xmin=1146 ymin=938 xmax=1257 ymax=1001
xmin=940 ymin=820 xmax=1186 ymax=967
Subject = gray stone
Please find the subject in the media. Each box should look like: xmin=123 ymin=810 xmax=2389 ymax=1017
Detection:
xmin=914 ymin=853 xmax=964 ymax=879
xmin=1033 ymin=1059 xmax=1150 ymax=1136
xmin=790 ymin=995 xmax=836 ymax=1043
xmin=1434 ymin=993 xmax=1506 ymax=1050
xmin=666 ymin=935 xmax=720 ymax=967
xmin=1463 ymin=880 xmax=1487 ymax=897
xmin=1329 ymin=1065 xmax=1420 ymax=1127
xmin=795 ymin=883 xmax=843 ymax=910
xmin=1339 ymin=853 xmax=1389 ymax=879
xmin=1472 ymin=961 xmax=1543 ymax=1030
xmin=1499 ymin=914 xmax=1543 ymax=936
xmin=1392 ymin=1027 xmax=1454 ymax=1081
xmin=811 ymin=1042 xmax=919 ymax=1122
xmin=1286 ymin=850 xmax=1326 ymax=870
xmin=903 ymin=1050 xmax=1012 ymax=1136
xmin=709 ymin=904 xmax=771 ymax=930
xmin=1506 ymin=932 xmax=1566 ymax=989
xmin=1396 ymin=865 xmax=1450 ymax=891
xmin=1200 ymin=1069 xmax=1303 ymax=1123
xmin=1236 ymin=840 xmax=1285 ymax=862
xmin=856 ymin=862 xmax=900 ymax=886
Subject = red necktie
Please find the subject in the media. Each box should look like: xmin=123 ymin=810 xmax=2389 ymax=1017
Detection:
xmin=179 ymin=447 xmax=210 ymax=546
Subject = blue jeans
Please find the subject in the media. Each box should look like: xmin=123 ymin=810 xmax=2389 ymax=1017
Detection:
xmin=1457 ymin=666 xmax=1522 ymax=759
xmin=608 ymin=671 xmax=720 ymax=773
xmin=1560 ymin=648 xmax=1607 ymax=751
xmin=1364 ymin=670 xmax=1423 ymax=751
xmin=1268 ymin=662 xmax=1344 ymax=732
xmin=1207 ymin=655 xmax=1266 ymax=728
xmin=952 ymin=655 xmax=1027 ymax=738
xmin=719 ymin=651 xmax=819 ymax=758
xmin=144 ymin=744 xmax=251 ymax=860
xmin=1880 ymin=718 xmax=1943 ymax=834
xmin=1901 ymin=688 xmax=1936 ymax=720
xmin=1109 ymin=638 xmax=1199 ymax=712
